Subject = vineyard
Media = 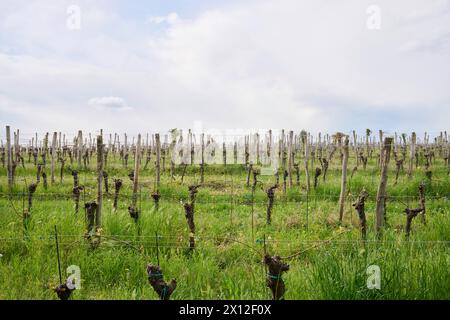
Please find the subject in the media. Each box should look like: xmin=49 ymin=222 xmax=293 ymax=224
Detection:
xmin=0 ymin=127 xmax=449 ymax=300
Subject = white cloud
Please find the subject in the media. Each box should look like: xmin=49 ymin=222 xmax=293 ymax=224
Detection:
xmin=88 ymin=96 xmax=131 ymax=110
xmin=146 ymin=12 xmax=179 ymax=25
xmin=0 ymin=0 xmax=449 ymax=137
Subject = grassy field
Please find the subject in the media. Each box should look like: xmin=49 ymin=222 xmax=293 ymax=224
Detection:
xmin=0 ymin=152 xmax=449 ymax=300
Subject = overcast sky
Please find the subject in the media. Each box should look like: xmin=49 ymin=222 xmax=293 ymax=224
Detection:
xmin=0 ymin=0 xmax=449 ymax=139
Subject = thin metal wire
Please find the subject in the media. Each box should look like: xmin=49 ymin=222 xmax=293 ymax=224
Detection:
xmin=1 ymin=192 xmax=446 ymax=201
xmin=1 ymin=235 xmax=448 ymax=244
xmin=54 ymin=225 xmax=63 ymax=284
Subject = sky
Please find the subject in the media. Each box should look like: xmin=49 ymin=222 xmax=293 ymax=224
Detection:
xmin=0 ymin=0 xmax=449 ymax=140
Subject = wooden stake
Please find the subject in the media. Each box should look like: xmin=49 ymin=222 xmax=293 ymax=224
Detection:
xmin=365 ymin=129 xmax=371 ymax=158
xmin=129 ymin=134 xmax=141 ymax=222
xmin=303 ymin=132 xmax=311 ymax=192
xmin=338 ymin=136 xmax=349 ymax=223
xmin=288 ymin=131 xmax=293 ymax=188
xmin=375 ymin=137 xmax=393 ymax=236
xmin=155 ymin=133 xmax=161 ymax=191
xmin=96 ymin=135 xmax=103 ymax=231
xmin=77 ymin=130 xmax=83 ymax=167
xmin=408 ymin=132 xmax=416 ymax=178
xmin=132 ymin=134 xmax=141 ymax=206
xmin=200 ymin=133 xmax=205 ymax=184
xmin=6 ymin=126 xmax=13 ymax=189
xmin=51 ymin=132 xmax=57 ymax=184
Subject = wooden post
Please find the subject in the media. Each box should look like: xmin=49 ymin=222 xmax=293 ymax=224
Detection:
xmin=303 ymin=132 xmax=310 ymax=192
xmin=51 ymin=132 xmax=57 ymax=184
xmin=188 ymin=129 xmax=193 ymax=166
xmin=77 ymin=130 xmax=83 ymax=167
xmin=12 ymin=130 xmax=16 ymax=164
xmin=112 ymin=133 xmax=117 ymax=157
xmin=200 ymin=133 xmax=205 ymax=183
xmin=268 ymin=130 xmax=273 ymax=165
xmin=6 ymin=126 xmax=13 ymax=189
xmin=447 ymin=146 xmax=450 ymax=175
xmin=132 ymin=134 xmax=141 ymax=206
xmin=244 ymin=135 xmax=250 ymax=166
xmin=155 ymin=133 xmax=161 ymax=191
xmin=408 ymin=132 xmax=416 ymax=178
xmin=96 ymin=135 xmax=104 ymax=231
xmin=309 ymin=133 xmax=314 ymax=170
xmin=365 ymin=129 xmax=371 ymax=158
xmin=256 ymin=133 xmax=260 ymax=165
xmin=288 ymin=131 xmax=293 ymax=188
xmin=279 ymin=130 xmax=285 ymax=169
xmin=161 ymin=135 xmax=166 ymax=172
xmin=129 ymin=134 xmax=141 ymax=222
xmin=375 ymin=137 xmax=393 ymax=236
xmin=44 ymin=132 xmax=49 ymax=162
xmin=222 ymin=141 xmax=227 ymax=166
xmin=394 ymin=132 xmax=398 ymax=155
xmin=338 ymin=136 xmax=349 ymax=223
xmin=352 ymin=130 xmax=358 ymax=166
xmin=124 ymin=133 xmax=128 ymax=154
xmin=317 ymin=132 xmax=322 ymax=161
xmin=379 ymin=130 xmax=384 ymax=158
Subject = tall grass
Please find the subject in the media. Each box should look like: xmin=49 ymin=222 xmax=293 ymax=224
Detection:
xmin=0 ymin=156 xmax=448 ymax=299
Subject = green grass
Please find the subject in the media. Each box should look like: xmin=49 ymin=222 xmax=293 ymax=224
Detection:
xmin=0 ymin=154 xmax=449 ymax=300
